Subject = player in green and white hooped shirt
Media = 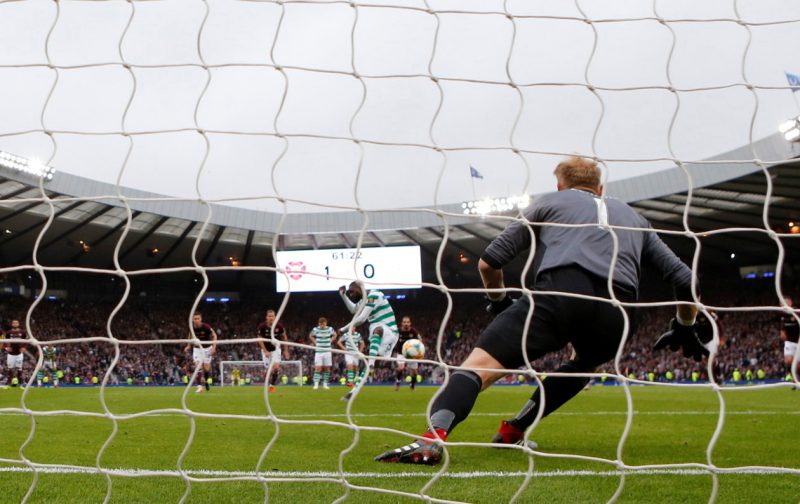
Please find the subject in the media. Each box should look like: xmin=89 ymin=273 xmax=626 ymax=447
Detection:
xmin=310 ymin=317 xmax=336 ymax=390
xmin=336 ymin=327 xmax=365 ymax=387
xmin=339 ymin=281 xmax=399 ymax=400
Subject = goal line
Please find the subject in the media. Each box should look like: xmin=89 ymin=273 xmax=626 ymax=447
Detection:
xmin=0 ymin=465 xmax=795 ymax=480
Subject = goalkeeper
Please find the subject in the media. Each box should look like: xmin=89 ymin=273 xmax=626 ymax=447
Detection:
xmin=375 ymin=156 xmax=706 ymax=464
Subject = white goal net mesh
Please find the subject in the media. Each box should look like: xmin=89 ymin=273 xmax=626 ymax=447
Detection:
xmin=0 ymin=0 xmax=799 ymax=503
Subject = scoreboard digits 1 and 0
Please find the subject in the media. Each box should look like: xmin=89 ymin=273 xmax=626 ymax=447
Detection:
xmin=275 ymin=246 xmax=422 ymax=292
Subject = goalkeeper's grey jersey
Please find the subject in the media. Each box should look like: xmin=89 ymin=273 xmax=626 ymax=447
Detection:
xmin=481 ymin=189 xmax=692 ymax=298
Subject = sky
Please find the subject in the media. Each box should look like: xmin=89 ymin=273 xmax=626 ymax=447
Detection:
xmin=0 ymin=0 xmax=799 ymax=214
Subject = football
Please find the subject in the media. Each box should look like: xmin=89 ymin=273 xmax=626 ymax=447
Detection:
xmin=401 ymin=339 xmax=426 ymax=360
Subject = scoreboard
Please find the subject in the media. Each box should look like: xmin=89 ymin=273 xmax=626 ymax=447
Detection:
xmin=275 ymin=246 xmax=422 ymax=292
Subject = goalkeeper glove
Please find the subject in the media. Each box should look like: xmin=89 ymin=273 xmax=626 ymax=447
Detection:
xmin=653 ymin=318 xmax=709 ymax=362
xmin=485 ymin=295 xmax=514 ymax=316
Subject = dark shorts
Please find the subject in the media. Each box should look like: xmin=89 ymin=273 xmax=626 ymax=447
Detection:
xmin=475 ymin=266 xmax=637 ymax=370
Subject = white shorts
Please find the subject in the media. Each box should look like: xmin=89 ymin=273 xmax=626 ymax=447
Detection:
xmin=314 ymin=352 xmax=332 ymax=367
xmin=344 ymin=352 xmax=361 ymax=367
xmin=44 ymin=360 xmax=57 ymax=371
xmin=370 ymin=323 xmax=398 ymax=358
xmin=192 ymin=347 xmax=212 ymax=365
xmin=261 ymin=349 xmax=281 ymax=366
xmin=785 ymin=341 xmax=799 ymax=359
xmin=7 ymin=353 xmax=23 ymax=369
xmin=394 ymin=354 xmax=419 ymax=370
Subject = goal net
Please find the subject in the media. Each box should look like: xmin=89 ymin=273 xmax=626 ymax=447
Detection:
xmin=219 ymin=360 xmax=304 ymax=387
xmin=0 ymin=1 xmax=799 ymax=503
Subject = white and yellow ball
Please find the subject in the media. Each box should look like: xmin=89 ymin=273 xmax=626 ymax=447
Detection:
xmin=401 ymin=339 xmax=426 ymax=360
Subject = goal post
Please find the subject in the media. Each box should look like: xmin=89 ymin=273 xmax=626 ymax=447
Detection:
xmin=219 ymin=360 xmax=304 ymax=387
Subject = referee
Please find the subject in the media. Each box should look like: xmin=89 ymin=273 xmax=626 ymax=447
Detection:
xmin=375 ymin=156 xmax=707 ymax=464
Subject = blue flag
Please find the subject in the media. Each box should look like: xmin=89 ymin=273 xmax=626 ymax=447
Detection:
xmin=469 ymin=165 xmax=484 ymax=179
xmin=786 ymin=72 xmax=800 ymax=92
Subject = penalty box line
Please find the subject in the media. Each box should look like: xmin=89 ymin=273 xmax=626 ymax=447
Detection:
xmin=0 ymin=466 xmax=794 ymax=479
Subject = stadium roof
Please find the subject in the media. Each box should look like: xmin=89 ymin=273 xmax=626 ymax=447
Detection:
xmin=0 ymin=134 xmax=798 ymax=275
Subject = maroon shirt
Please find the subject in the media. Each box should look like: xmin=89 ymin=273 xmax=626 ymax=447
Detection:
xmin=4 ymin=328 xmax=27 ymax=355
xmin=257 ymin=322 xmax=286 ymax=352
xmin=397 ymin=326 xmax=420 ymax=345
xmin=781 ymin=314 xmax=800 ymax=344
xmin=192 ymin=323 xmax=215 ymax=349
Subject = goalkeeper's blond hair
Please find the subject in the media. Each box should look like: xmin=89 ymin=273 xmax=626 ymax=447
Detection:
xmin=554 ymin=157 xmax=602 ymax=195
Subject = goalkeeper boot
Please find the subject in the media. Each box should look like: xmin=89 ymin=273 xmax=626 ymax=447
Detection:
xmin=195 ymin=385 xmax=204 ymax=394
xmin=374 ymin=430 xmax=445 ymax=465
xmin=491 ymin=420 xmax=538 ymax=449
xmin=268 ymin=385 xmax=276 ymax=393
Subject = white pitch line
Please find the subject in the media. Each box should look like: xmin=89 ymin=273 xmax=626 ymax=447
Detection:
xmin=0 ymin=466 xmax=794 ymax=479
xmin=0 ymin=410 xmax=798 ymax=418
xmin=271 ymin=410 xmax=800 ymax=418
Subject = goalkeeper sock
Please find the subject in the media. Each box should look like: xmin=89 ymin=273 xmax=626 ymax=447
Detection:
xmin=428 ymin=370 xmax=482 ymax=435
xmin=313 ymin=371 xmax=320 ymax=386
xmin=323 ymin=371 xmax=330 ymax=385
xmin=395 ymin=369 xmax=403 ymax=384
xmin=270 ymin=371 xmax=278 ymax=386
xmin=410 ymin=373 xmax=416 ymax=390
xmin=509 ymin=361 xmax=589 ymax=430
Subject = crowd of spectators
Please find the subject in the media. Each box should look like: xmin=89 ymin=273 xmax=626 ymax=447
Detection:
xmin=0 ymin=281 xmax=795 ymax=387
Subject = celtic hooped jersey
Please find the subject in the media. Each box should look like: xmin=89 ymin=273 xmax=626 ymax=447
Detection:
xmin=365 ymin=290 xmax=397 ymax=332
xmin=312 ymin=326 xmax=334 ymax=353
xmin=341 ymin=331 xmax=362 ymax=352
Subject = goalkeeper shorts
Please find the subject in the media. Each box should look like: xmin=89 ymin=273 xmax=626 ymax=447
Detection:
xmin=476 ymin=266 xmax=636 ymax=370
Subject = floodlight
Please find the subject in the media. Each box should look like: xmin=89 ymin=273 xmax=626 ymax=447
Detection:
xmin=784 ymin=128 xmax=800 ymax=142
xmin=0 ymin=150 xmax=56 ymax=179
xmin=778 ymin=119 xmax=797 ymax=133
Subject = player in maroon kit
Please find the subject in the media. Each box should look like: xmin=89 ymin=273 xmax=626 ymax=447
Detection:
xmin=183 ymin=312 xmax=218 ymax=393
xmin=257 ymin=309 xmax=289 ymax=392
xmin=4 ymin=320 xmax=28 ymax=387
xmin=394 ymin=316 xmax=422 ymax=391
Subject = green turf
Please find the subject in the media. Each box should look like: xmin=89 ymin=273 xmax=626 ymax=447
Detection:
xmin=1 ymin=384 xmax=798 ymax=503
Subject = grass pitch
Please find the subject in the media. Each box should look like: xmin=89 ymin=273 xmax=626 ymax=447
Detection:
xmin=1 ymin=383 xmax=798 ymax=503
